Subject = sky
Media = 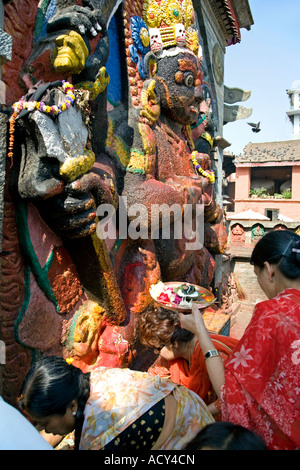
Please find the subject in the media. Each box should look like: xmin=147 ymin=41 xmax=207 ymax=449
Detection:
xmin=223 ymin=0 xmax=300 ymax=156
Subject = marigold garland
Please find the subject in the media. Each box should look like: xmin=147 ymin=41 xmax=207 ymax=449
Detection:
xmin=8 ymin=81 xmax=76 ymax=165
xmin=201 ymin=131 xmax=214 ymax=148
xmin=190 ymin=150 xmax=215 ymax=184
xmin=11 ymin=81 xmax=75 ymax=115
xmin=7 ymin=111 xmax=18 ymax=166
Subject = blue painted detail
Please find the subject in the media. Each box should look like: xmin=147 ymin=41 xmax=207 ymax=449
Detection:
xmin=106 ymin=14 xmax=123 ymax=106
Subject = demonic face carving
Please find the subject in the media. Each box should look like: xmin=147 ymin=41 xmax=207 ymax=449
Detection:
xmin=175 ymin=23 xmax=186 ymax=46
xmin=149 ymin=28 xmax=163 ymax=52
xmin=52 ymin=30 xmax=89 ymax=75
xmin=155 ymin=52 xmax=203 ymax=126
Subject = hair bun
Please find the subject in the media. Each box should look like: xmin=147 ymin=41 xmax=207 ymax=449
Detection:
xmin=292 ymin=241 xmax=300 ymax=266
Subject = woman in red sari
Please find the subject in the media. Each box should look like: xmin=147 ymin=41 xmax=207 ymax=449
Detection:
xmin=180 ymin=230 xmax=300 ymax=450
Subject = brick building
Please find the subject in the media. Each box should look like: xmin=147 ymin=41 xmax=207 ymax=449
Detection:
xmin=224 ymin=139 xmax=300 ymax=304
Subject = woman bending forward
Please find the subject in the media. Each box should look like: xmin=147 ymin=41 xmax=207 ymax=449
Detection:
xmin=19 ymin=356 xmax=214 ymax=450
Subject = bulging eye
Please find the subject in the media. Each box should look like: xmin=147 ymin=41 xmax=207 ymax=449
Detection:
xmin=184 ymin=74 xmax=194 ymax=87
xmin=175 ymin=71 xmax=184 ymax=83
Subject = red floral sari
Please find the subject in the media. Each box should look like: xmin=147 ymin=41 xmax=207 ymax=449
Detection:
xmin=221 ymin=289 xmax=300 ymax=450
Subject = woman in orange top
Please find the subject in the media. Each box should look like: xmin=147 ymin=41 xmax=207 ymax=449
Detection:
xmin=139 ymin=307 xmax=238 ymax=415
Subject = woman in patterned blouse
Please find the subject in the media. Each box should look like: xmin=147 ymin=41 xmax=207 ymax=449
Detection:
xmin=18 ymin=355 xmax=214 ymax=450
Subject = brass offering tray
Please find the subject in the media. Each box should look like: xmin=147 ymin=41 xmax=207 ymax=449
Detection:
xmin=150 ymin=281 xmax=216 ymax=313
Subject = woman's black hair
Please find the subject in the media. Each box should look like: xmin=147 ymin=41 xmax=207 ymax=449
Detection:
xmin=19 ymin=356 xmax=90 ymax=450
xmin=250 ymin=230 xmax=300 ymax=279
xmin=185 ymin=422 xmax=267 ymax=450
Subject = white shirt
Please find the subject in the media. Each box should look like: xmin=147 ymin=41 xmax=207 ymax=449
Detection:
xmin=0 ymin=396 xmax=53 ymax=450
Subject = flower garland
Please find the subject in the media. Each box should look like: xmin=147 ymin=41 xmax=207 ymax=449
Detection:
xmin=7 ymin=111 xmax=18 ymax=164
xmin=190 ymin=150 xmax=215 ymax=184
xmin=201 ymin=132 xmax=214 ymax=148
xmin=12 ymin=81 xmax=75 ymax=115
xmin=7 ymin=82 xmax=76 ymax=165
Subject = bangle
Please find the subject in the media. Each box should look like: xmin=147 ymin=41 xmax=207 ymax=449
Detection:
xmin=205 ymin=349 xmax=219 ymax=360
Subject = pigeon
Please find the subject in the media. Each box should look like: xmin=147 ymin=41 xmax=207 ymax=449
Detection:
xmin=248 ymin=122 xmax=261 ymax=133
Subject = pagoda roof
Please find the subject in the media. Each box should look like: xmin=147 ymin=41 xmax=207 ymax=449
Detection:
xmin=209 ymin=0 xmax=254 ymax=46
xmin=227 ymin=209 xmax=270 ymax=220
xmin=234 ymin=140 xmax=300 ymax=165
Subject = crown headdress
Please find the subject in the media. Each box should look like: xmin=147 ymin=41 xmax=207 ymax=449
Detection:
xmin=124 ymin=0 xmax=201 ymax=107
xmin=143 ymin=0 xmax=199 ymax=54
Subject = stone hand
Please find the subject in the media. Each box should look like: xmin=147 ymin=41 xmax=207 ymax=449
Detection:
xmin=166 ymin=176 xmax=203 ymax=206
xmin=37 ymin=171 xmax=115 ymax=239
xmin=47 ymin=4 xmax=105 ymax=40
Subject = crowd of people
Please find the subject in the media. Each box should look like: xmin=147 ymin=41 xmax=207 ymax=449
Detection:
xmin=1 ymin=229 xmax=299 ymax=450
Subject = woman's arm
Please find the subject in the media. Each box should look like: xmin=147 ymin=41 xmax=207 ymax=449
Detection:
xmin=207 ymin=401 xmax=221 ymax=416
xmin=178 ymin=304 xmax=225 ymax=398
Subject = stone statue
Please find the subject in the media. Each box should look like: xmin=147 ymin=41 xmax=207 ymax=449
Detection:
xmin=1 ymin=0 xmax=227 ymax=403
xmin=100 ymin=0 xmax=227 ymax=368
xmin=2 ymin=0 xmax=130 ymax=403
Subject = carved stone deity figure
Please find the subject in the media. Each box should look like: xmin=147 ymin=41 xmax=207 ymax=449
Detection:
xmin=109 ymin=0 xmax=227 ymax=368
xmin=2 ymin=0 xmax=131 ymax=403
xmin=1 ymin=0 xmax=227 ymax=403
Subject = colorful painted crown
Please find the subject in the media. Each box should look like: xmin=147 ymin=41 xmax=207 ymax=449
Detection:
xmin=124 ymin=0 xmax=201 ymax=107
xmin=142 ymin=0 xmax=200 ymax=56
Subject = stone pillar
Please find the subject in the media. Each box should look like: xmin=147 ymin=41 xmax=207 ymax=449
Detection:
xmin=0 ymin=0 xmax=13 ymax=395
xmin=292 ymin=165 xmax=300 ymax=200
xmin=235 ymin=165 xmax=251 ymax=200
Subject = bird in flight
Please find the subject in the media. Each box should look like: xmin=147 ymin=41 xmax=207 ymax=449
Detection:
xmin=247 ymin=122 xmax=261 ymax=133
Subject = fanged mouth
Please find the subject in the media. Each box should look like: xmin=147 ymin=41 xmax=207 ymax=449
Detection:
xmin=189 ymin=105 xmax=199 ymax=114
xmin=151 ymin=42 xmax=162 ymax=51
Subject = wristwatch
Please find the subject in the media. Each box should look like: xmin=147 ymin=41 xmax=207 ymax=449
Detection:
xmin=204 ymin=349 xmax=220 ymax=359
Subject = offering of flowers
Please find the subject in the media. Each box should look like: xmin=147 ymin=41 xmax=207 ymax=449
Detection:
xmin=150 ymin=281 xmax=215 ymax=310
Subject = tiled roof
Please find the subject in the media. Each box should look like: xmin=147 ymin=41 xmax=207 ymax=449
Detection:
xmin=227 ymin=209 xmax=270 ymax=220
xmin=209 ymin=0 xmax=246 ymax=45
xmin=235 ymin=140 xmax=300 ymax=164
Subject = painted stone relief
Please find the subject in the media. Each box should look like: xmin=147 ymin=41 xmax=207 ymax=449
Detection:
xmin=231 ymin=223 xmax=245 ymax=245
xmin=1 ymin=0 xmax=227 ymax=403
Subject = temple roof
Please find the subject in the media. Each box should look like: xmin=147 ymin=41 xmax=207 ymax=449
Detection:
xmin=209 ymin=0 xmax=254 ymax=45
xmin=227 ymin=209 xmax=270 ymax=220
xmin=227 ymin=209 xmax=297 ymax=223
xmin=235 ymin=140 xmax=300 ymax=164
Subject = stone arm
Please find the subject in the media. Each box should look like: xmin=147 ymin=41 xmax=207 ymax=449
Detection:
xmin=46 ymin=1 xmax=105 ymax=40
xmin=8 ymin=1 xmax=124 ymax=239
xmin=47 ymin=1 xmax=110 ymax=84
xmin=123 ymin=167 xmax=203 ymax=238
xmin=36 ymin=158 xmax=119 ymax=240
